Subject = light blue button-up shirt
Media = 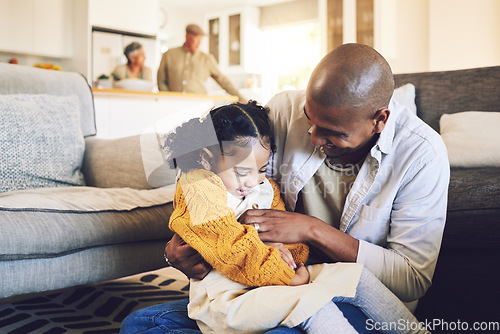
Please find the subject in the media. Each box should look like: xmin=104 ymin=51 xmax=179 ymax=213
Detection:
xmin=266 ymin=90 xmax=450 ymax=305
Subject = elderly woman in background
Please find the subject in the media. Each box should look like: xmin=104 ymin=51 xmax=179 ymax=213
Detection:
xmin=112 ymin=42 xmax=152 ymax=82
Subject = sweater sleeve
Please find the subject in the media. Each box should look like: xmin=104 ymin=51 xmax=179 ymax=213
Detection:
xmin=267 ymin=177 xmax=309 ymax=265
xmin=169 ymin=170 xmax=295 ymax=286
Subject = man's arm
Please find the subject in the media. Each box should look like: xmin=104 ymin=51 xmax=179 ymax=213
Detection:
xmin=208 ymin=55 xmax=246 ymax=102
xmin=239 ymin=210 xmax=358 ymax=262
xmin=357 ymin=153 xmax=450 ymax=302
xmin=157 ymin=54 xmax=169 ymax=91
xmin=165 ymin=233 xmax=211 ymax=280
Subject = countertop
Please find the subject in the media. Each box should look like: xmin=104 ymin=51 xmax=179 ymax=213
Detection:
xmin=91 ymin=88 xmax=238 ymax=102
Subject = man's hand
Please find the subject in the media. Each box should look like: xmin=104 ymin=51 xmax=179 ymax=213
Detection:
xmin=240 ymin=209 xmax=360 ymax=263
xmin=165 ymin=233 xmax=212 ymax=280
xmin=239 ymin=209 xmax=317 ymax=244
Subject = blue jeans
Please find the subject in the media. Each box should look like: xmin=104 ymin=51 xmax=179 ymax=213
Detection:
xmin=120 ymin=298 xmax=373 ymax=333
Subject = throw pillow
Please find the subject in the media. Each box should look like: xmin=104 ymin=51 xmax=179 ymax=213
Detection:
xmin=391 ymin=83 xmax=417 ymax=114
xmin=0 ymin=94 xmax=85 ymax=192
xmin=440 ymin=111 xmax=500 ymax=167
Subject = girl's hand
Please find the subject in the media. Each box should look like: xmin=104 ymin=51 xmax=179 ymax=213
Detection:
xmin=290 ymin=263 xmax=310 ymax=286
xmin=265 ymin=242 xmax=296 ymax=270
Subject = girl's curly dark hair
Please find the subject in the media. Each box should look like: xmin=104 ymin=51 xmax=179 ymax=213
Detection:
xmin=163 ymin=100 xmax=276 ymax=172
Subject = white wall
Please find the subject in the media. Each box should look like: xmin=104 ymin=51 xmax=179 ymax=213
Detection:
xmin=319 ymin=0 xmax=499 ymax=74
xmin=158 ymin=0 xmax=205 ymax=51
xmin=317 ymin=0 xmax=430 ymax=74
xmin=383 ymin=0 xmax=500 ymax=73
xmin=429 ymin=0 xmax=500 ymax=71
xmin=387 ymin=0 xmax=429 ymax=74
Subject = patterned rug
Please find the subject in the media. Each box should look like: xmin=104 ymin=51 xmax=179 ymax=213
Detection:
xmin=0 ymin=267 xmax=189 ymax=334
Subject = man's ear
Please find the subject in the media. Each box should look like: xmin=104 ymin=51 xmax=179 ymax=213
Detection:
xmin=200 ymin=148 xmax=215 ymax=171
xmin=373 ymin=108 xmax=390 ymax=134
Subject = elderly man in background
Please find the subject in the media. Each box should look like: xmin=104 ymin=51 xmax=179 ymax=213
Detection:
xmin=157 ymin=24 xmax=246 ymax=103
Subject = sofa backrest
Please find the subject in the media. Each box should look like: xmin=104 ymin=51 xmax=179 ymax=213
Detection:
xmin=394 ymin=65 xmax=500 ymax=133
xmin=0 ymin=64 xmax=96 ymax=137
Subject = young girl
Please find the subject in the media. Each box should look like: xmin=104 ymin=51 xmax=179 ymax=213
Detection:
xmin=163 ymin=101 xmax=427 ymax=334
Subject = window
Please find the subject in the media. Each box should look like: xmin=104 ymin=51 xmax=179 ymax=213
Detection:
xmin=260 ymin=20 xmax=321 ymax=103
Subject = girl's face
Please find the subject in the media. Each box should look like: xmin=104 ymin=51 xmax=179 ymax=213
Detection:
xmin=207 ymin=138 xmax=271 ymax=199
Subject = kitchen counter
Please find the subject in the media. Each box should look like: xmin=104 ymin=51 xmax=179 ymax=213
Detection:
xmin=91 ymin=88 xmax=239 ymax=102
xmin=91 ymin=88 xmax=238 ymax=139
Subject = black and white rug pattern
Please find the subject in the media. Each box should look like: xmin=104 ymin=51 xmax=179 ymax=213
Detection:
xmin=0 ymin=268 xmax=189 ymax=334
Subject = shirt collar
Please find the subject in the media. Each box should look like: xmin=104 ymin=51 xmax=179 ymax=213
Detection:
xmin=374 ymin=98 xmax=400 ymax=156
xmin=182 ymin=44 xmax=199 ymax=54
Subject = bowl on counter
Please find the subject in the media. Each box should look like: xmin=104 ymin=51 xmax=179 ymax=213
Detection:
xmin=114 ymin=79 xmax=155 ymax=92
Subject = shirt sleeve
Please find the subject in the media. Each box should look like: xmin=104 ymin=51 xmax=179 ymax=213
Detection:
xmin=207 ymin=54 xmax=244 ymax=100
xmin=157 ymin=54 xmax=169 ymax=91
xmin=169 ymin=170 xmax=295 ymax=287
xmin=356 ymin=150 xmax=450 ymax=302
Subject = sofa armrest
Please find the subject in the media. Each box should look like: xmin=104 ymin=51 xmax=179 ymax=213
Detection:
xmin=82 ymin=135 xmax=177 ymax=189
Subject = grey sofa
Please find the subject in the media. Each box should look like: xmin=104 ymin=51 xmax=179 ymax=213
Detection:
xmin=393 ymin=66 xmax=500 ymax=324
xmin=0 ymin=64 xmax=176 ymax=302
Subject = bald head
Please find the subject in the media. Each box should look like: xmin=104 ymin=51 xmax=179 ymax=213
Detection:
xmin=307 ymin=43 xmax=394 ymax=117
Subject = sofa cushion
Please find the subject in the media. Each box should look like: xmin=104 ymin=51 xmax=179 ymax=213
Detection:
xmin=83 ymin=135 xmax=178 ymax=190
xmin=391 ymin=83 xmax=417 ymax=114
xmin=440 ymin=111 xmax=500 ymax=167
xmin=0 ymin=185 xmax=175 ymax=212
xmin=0 ymin=94 xmax=85 ymax=193
xmin=0 ymin=241 xmax=171 ymax=299
xmin=444 ymin=167 xmax=500 ymax=251
xmin=0 ymin=186 xmax=175 ymax=260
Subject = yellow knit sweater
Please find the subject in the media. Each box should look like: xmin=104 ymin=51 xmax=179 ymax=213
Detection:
xmin=169 ymin=169 xmax=309 ymax=287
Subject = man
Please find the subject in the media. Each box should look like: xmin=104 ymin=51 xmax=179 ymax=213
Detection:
xmin=157 ymin=24 xmax=246 ymax=102
xmin=122 ymin=44 xmax=449 ymax=333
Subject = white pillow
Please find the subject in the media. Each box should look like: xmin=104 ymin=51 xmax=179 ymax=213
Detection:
xmin=391 ymin=83 xmax=417 ymax=114
xmin=440 ymin=111 xmax=500 ymax=167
